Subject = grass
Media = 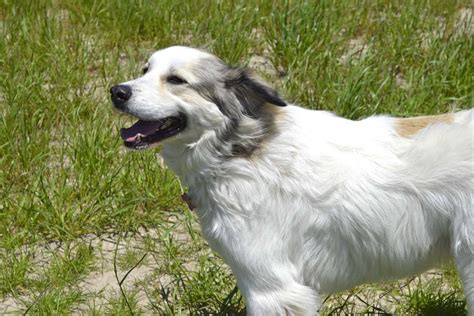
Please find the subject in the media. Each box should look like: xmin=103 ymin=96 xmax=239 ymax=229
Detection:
xmin=0 ymin=0 xmax=472 ymax=314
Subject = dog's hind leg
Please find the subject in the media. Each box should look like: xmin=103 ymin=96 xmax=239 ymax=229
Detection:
xmin=452 ymin=205 xmax=474 ymax=314
xmin=456 ymin=252 xmax=474 ymax=315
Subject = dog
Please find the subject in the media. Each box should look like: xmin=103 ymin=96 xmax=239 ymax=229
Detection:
xmin=110 ymin=46 xmax=473 ymax=315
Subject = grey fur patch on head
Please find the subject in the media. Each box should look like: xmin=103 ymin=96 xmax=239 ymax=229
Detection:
xmin=189 ymin=58 xmax=287 ymax=157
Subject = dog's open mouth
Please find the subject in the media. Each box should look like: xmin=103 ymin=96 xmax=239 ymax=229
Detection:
xmin=120 ymin=113 xmax=186 ymax=150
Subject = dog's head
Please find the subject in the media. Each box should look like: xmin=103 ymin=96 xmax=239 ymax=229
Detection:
xmin=110 ymin=46 xmax=286 ymax=155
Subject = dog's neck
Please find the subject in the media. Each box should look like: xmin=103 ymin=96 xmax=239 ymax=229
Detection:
xmin=161 ymin=139 xmax=224 ymax=188
xmin=161 ymin=139 xmax=233 ymax=217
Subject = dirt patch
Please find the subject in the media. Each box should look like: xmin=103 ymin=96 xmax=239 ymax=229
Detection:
xmin=455 ymin=7 xmax=474 ymax=36
xmin=247 ymin=52 xmax=286 ymax=79
xmin=339 ymin=37 xmax=369 ymax=65
xmin=0 ymin=296 xmax=22 ymax=314
xmin=420 ymin=8 xmax=473 ymax=50
xmin=0 ymin=217 xmax=197 ymax=313
xmin=248 ymin=55 xmax=277 ymax=76
xmin=419 ymin=17 xmax=446 ymax=50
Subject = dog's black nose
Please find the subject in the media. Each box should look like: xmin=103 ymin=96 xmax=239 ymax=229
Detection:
xmin=110 ymin=85 xmax=132 ymax=108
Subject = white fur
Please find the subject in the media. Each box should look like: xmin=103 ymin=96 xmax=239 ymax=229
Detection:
xmin=116 ymin=46 xmax=474 ymax=315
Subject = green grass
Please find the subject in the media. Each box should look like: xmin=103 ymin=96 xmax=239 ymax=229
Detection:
xmin=405 ymin=286 xmax=467 ymax=315
xmin=0 ymin=0 xmax=472 ymax=314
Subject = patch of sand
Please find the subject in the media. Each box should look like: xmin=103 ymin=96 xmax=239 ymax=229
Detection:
xmin=339 ymin=37 xmax=369 ymax=65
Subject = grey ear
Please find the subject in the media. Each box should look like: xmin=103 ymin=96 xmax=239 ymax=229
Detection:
xmin=225 ymin=68 xmax=287 ymax=108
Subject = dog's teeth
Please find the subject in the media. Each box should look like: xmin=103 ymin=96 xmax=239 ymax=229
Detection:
xmin=136 ymin=144 xmax=148 ymax=150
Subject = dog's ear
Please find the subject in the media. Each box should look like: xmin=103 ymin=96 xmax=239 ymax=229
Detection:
xmin=225 ymin=68 xmax=287 ymax=108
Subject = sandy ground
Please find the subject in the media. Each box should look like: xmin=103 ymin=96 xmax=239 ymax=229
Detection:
xmin=0 ymin=216 xmax=197 ymax=314
xmin=0 ymin=220 xmax=462 ymax=315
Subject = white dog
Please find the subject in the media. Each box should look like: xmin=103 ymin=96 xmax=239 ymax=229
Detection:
xmin=110 ymin=46 xmax=473 ymax=315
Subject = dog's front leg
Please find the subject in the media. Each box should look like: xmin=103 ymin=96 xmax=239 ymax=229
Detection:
xmin=204 ymin=230 xmax=320 ymax=315
xmin=241 ymin=279 xmax=320 ymax=316
xmin=194 ymin=182 xmax=321 ymax=315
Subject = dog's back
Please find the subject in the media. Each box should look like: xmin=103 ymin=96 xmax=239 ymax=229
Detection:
xmin=262 ymin=107 xmax=473 ymax=294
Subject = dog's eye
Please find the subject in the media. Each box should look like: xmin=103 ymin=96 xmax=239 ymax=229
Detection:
xmin=142 ymin=66 xmax=149 ymax=75
xmin=167 ymin=75 xmax=187 ymax=85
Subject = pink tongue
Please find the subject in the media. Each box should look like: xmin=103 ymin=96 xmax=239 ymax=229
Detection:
xmin=120 ymin=120 xmax=161 ymax=142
